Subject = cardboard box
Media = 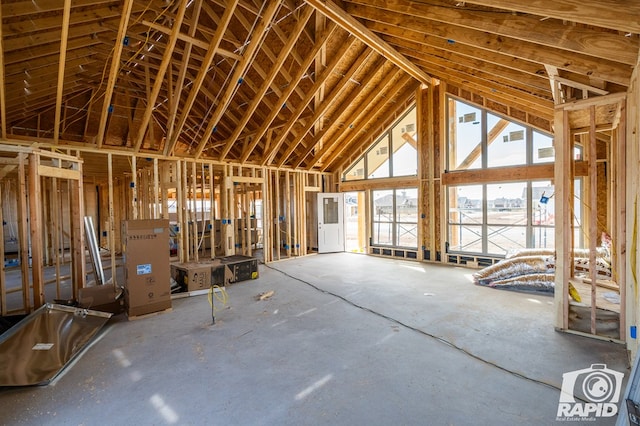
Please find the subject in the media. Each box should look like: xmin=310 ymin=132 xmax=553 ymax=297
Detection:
xmin=123 ymin=219 xmax=172 ymax=316
xmin=171 ymin=262 xmax=212 ymax=292
xmin=78 ymin=284 xmax=124 ymax=314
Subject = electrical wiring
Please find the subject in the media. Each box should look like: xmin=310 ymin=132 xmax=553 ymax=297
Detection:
xmin=208 ymin=284 xmax=229 ymax=324
xmin=263 ymin=262 xmax=582 ymax=400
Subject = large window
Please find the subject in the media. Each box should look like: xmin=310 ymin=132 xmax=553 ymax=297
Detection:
xmin=446 ymin=97 xmax=576 ymax=256
xmin=372 ymin=188 xmax=418 ymax=248
xmin=343 ymin=106 xmax=417 ymax=181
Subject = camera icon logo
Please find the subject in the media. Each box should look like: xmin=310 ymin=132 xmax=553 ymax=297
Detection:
xmin=557 ymin=364 xmax=624 ymax=419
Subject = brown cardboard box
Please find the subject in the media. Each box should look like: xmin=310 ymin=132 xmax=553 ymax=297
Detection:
xmin=78 ymin=284 xmax=124 ymax=314
xmin=170 ymin=262 xmax=212 ymax=292
xmin=123 ymin=219 xmax=172 ymax=317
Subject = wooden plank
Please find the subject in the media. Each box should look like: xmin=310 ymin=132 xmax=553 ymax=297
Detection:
xmin=194 ymin=0 xmax=282 ymax=159
xmin=107 ymin=153 xmax=116 ymax=285
xmin=52 ymin=0 xmax=72 ymax=144
xmin=615 ymin=103 xmax=626 ymax=341
xmin=209 ymin=163 xmax=215 ymax=260
xmin=0 ymin=182 xmax=5 ymax=314
xmin=285 ymin=171 xmax=292 ymax=257
xmin=0 ymin=0 xmax=6 ymax=139
xmin=306 ymin=0 xmax=431 ymax=84
xmin=37 ymin=164 xmax=80 ymax=180
xmin=347 ymin=0 xmax=638 ymax=66
xmin=133 ymin=0 xmax=189 ymax=152
xmin=96 ymin=0 xmax=134 ymax=148
xmin=163 ymin=1 xmax=238 ymax=156
xmin=17 ymin=154 xmax=31 ymax=312
xmin=340 ymin=176 xmax=420 ymax=192
xmin=70 ymin=156 xmax=85 ymax=300
xmin=462 ymin=0 xmax=640 ymax=34
xmin=441 ymin=161 xmax=589 ymax=185
xmin=28 ymin=154 xmax=45 ymax=307
xmin=555 ymin=108 xmax=571 ymax=330
xmin=588 ymin=106 xmax=597 ymax=335
xmin=358 ymin=9 xmax=631 ymax=87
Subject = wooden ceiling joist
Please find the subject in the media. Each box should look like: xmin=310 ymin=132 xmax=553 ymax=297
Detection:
xmin=351 ymin=6 xmax=632 ymax=86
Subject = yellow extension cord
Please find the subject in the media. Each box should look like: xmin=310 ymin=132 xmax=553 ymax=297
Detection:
xmin=208 ymin=285 xmax=229 ymax=324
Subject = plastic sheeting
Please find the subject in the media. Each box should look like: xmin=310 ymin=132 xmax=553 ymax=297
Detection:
xmin=0 ymin=304 xmax=111 ymax=386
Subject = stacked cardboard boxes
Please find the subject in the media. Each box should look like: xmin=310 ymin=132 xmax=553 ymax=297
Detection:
xmin=122 ymin=219 xmax=172 ymax=317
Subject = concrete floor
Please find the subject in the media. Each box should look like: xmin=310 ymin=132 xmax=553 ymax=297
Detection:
xmin=0 ymin=253 xmax=631 ymax=425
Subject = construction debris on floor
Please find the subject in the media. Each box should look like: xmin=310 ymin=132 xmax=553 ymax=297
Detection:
xmin=0 ymin=304 xmax=111 ymax=386
xmin=472 ymin=246 xmax=613 ymax=294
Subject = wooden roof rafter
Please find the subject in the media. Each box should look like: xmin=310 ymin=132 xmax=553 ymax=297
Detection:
xmin=304 ymin=0 xmax=431 ymax=85
xmin=230 ymin=23 xmax=339 ymax=162
xmin=215 ymin=5 xmax=316 ymax=163
xmin=264 ymin=42 xmax=374 ymax=167
xmin=193 ymin=0 xmax=284 ymax=159
xmin=163 ymin=0 xmax=240 ymax=156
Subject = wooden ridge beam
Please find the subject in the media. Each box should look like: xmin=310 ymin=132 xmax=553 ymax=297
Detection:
xmin=304 ymin=0 xmax=431 ymax=84
xmin=193 ymin=0 xmax=282 ymax=159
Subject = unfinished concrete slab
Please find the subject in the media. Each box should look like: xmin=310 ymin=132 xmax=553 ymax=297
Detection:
xmin=0 ymin=253 xmax=629 ymax=425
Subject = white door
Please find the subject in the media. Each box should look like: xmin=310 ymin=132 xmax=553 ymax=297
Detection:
xmin=317 ymin=193 xmax=344 ymax=253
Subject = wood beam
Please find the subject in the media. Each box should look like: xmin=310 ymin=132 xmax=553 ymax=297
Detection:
xmin=142 ymin=20 xmax=242 ymax=61
xmin=164 ymin=0 xmax=204 ymax=148
xmin=462 ymin=0 xmax=640 ymax=34
xmin=132 ymin=0 xmax=189 ymax=152
xmin=230 ymin=23 xmax=338 ymax=163
xmin=274 ymin=46 xmax=377 ymax=168
xmin=261 ymin=39 xmax=365 ymax=166
xmin=0 ymin=1 xmax=5 ymax=139
xmin=96 ymin=0 xmax=135 ymax=148
xmin=294 ymin=64 xmax=399 ymax=169
xmin=194 ymin=0 xmax=282 ymax=159
xmin=53 ymin=0 xmax=72 ymax=144
xmin=217 ymin=5 xmax=315 ymax=162
xmin=304 ymin=0 xmax=431 ymax=84
xmin=347 ymin=0 xmax=638 ymax=66
xmin=354 ymin=6 xmax=632 ymax=86
xmin=163 ymin=0 xmax=238 ymax=156
xmin=441 ymin=161 xmax=589 ymax=185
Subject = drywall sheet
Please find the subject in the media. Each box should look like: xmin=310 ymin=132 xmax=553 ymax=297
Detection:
xmin=0 ymin=304 xmax=111 ymax=386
